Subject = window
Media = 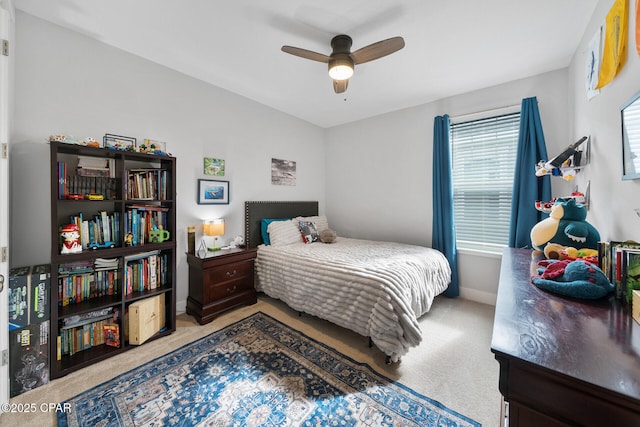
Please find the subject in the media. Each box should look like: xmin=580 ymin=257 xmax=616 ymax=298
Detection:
xmin=450 ymin=112 xmax=520 ymax=253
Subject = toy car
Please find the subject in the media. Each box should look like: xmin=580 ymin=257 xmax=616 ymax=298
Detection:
xmin=88 ymin=241 xmax=116 ymax=250
xmin=66 ymin=194 xmax=83 ymax=200
xmin=85 ymin=194 xmax=105 ymax=200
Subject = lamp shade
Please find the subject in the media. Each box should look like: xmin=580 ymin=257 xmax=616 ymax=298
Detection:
xmin=203 ymin=218 xmax=225 ymax=236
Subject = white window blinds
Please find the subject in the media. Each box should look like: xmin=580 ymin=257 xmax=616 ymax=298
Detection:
xmin=450 ymin=113 xmax=520 ymax=253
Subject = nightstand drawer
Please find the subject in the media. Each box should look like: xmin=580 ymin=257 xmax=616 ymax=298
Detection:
xmin=205 ymin=275 xmax=253 ymax=301
xmin=206 ymin=260 xmax=253 ymax=284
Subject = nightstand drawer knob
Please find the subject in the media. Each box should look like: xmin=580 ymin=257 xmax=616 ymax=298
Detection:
xmin=226 ymin=285 xmax=237 ymax=294
xmin=226 ymin=270 xmax=237 ymax=278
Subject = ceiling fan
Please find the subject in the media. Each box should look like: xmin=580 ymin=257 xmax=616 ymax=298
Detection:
xmin=281 ymin=34 xmax=405 ymax=93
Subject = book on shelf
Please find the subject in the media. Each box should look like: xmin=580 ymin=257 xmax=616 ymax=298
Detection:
xmin=127 ymin=169 xmax=168 ymax=200
xmin=621 ymin=248 xmax=640 ymax=304
xmin=60 ymin=307 xmax=114 ymax=329
xmin=124 ymin=205 xmax=169 ymax=246
xmin=67 ymin=210 xmax=120 ymax=249
xmin=58 ymin=319 xmax=119 ymax=357
xmin=103 ymin=324 xmax=120 ymax=348
xmin=77 ymin=156 xmax=116 ymax=178
xmin=599 ymin=241 xmax=640 ymax=303
xmin=123 ymin=250 xmax=167 ymax=295
xmin=58 ymin=161 xmax=118 ymax=199
xmin=95 ymin=257 xmax=118 ymax=270
xmin=57 ymin=260 xmax=119 ymax=306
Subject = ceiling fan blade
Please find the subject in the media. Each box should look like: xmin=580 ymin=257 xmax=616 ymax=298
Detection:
xmin=350 ymin=36 xmax=405 ymax=65
xmin=333 ymin=79 xmax=348 ymax=93
xmin=281 ymin=45 xmax=330 ymax=63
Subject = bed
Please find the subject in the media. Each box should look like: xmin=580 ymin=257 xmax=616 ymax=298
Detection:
xmin=244 ymin=200 xmax=452 ymax=362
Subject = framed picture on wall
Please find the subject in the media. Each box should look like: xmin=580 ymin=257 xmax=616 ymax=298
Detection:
xmin=197 ymin=179 xmax=229 ymax=204
xmin=204 ymin=158 xmax=225 ymax=176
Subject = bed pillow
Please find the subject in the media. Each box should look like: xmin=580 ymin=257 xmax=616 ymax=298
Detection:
xmin=298 ymin=220 xmax=320 ymax=243
xmin=261 ymin=218 xmax=291 ymax=245
xmin=295 ymin=215 xmax=329 ymax=232
xmin=267 ymin=219 xmax=301 ymax=246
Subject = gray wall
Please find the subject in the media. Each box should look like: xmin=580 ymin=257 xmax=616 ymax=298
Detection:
xmin=11 ymin=12 xmax=326 ymax=310
xmin=568 ymin=0 xmax=640 ymax=243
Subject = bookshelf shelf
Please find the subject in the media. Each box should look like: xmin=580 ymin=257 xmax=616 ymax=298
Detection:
xmin=49 ymin=141 xmax=177 ymax=379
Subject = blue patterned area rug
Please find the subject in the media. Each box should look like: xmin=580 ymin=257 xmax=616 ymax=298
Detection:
xmin=58 ymin=312 xmax=480 ymax=426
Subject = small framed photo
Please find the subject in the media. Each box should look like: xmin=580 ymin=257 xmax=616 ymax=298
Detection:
xmin=204 ymin=158 xmax=225 ymax=176
xmin=104 ymin=134 xmax=136 ymax=151
xmin=198 ymin=179 xmax=229 ymax=205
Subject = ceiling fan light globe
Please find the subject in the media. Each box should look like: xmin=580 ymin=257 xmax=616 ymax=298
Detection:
xmin=328 ymin=55 xmax=354 ymax=80
xmin=329 ymin=65 xmax=353 ymax=80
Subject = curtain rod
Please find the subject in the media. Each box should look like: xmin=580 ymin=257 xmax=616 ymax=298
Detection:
xmin=450 ymin=103 xmax=521 ymax=123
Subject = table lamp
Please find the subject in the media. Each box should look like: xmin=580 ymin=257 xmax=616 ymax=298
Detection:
xmin=203 ymin=218 xmax=225 ymax=251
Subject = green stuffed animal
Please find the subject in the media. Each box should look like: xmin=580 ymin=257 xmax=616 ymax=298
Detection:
xmin=530 ymin=198 xmax=600 ymax=252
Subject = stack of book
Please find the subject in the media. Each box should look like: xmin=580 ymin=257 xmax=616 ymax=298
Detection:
xmin=57 ymin=258 xmax=119 ymax=306
xmin=123 ymin=250 xmax=168 ymax=295
xmin=124 ymin=205 xmax=169 ymax=246
xmin=598 ymin=241 xmax=640 ymax=304
xmin=57 ymin=307 xmax=120 ymax=359
xmin=77 ymin=155 xmax=115 ymax=178
xmin=67 ymin=210 xmax=121 ymax=249
xmin=57 ymin=156 xmax=118 ymax=200
xmin=127 ymin=168 xmax=168 ymax=200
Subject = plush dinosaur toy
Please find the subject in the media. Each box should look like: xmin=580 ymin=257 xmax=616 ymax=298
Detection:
xmin=530 ymin=198 xmax=600 ymax=251
xmin=532 ymin=259 xmax=613 ymax=299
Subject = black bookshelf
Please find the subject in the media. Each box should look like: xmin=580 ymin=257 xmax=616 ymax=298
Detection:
xmin=49 ymin=141 xmax=177 ymax=378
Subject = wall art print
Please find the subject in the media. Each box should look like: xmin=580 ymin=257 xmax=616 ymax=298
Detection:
xmin=204 ymin=158 xmax=225 ymax=176
xmin=198 ymin=179 xmax=229 ymax=204
xmin=271 ymin=158 xmax=296 ymax=186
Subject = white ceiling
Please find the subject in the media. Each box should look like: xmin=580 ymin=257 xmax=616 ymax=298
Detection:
xmin=14 ymin=0 xmax=599 ymax=128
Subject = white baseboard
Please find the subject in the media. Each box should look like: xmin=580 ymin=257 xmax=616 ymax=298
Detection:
xmin=460 ymin=288 xmax=497 ymax=306
xmin=177 ymin=299 xmax=187 ymax=315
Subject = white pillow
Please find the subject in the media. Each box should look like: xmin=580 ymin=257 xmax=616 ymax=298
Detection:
xmin=267 ymin=220 xmax=301 ymax=246
xmin=295 ymin=215 xmax=329 ymax=232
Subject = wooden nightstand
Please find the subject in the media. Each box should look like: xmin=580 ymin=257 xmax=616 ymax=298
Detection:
xmin=186 ymin=247 xmax=257 ymax=324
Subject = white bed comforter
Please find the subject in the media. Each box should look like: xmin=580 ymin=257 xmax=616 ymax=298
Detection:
xmin=255 ymin=237 xmax=451 ymax=361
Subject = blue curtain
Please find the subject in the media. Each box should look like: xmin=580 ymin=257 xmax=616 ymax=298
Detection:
xmin=509 ymin=97 xmax=552 ymax=248
xmin=432 ymin=115 xmax=459 ymax=297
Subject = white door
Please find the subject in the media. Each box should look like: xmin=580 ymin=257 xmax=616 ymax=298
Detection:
xmin=0 ymin=0 xmax=13 ymax=406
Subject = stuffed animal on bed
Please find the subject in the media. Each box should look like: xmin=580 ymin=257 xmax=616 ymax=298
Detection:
xmin=531 ymin=259 xmax=613 ymax=299
xmin=530 ymin=198 xmax=600 ymax=252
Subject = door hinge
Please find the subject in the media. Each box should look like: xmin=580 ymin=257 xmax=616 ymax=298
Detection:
xmin=2 ymin=39 xmax=8 ymax=56
xmin=1 ymin=247 xmax=7 ymax=262
xmin=1 ymin=143 xmax=7 ymax=159
xmin=1 ymin=350 xmax=7 ymax=367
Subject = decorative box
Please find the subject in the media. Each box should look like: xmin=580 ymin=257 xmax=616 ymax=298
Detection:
xmin=128 ymin=294 xmax=165 ymax=345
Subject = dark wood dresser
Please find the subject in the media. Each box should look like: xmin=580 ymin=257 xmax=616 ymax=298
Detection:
xmin=186 ymin=247 xmax=257 ymax=324
xmin=491 ymin=248 xmax=640 ymax=426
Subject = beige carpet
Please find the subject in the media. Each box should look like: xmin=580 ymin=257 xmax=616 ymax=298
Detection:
xmin=0 ymin=295 xmax=501 ymax=427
